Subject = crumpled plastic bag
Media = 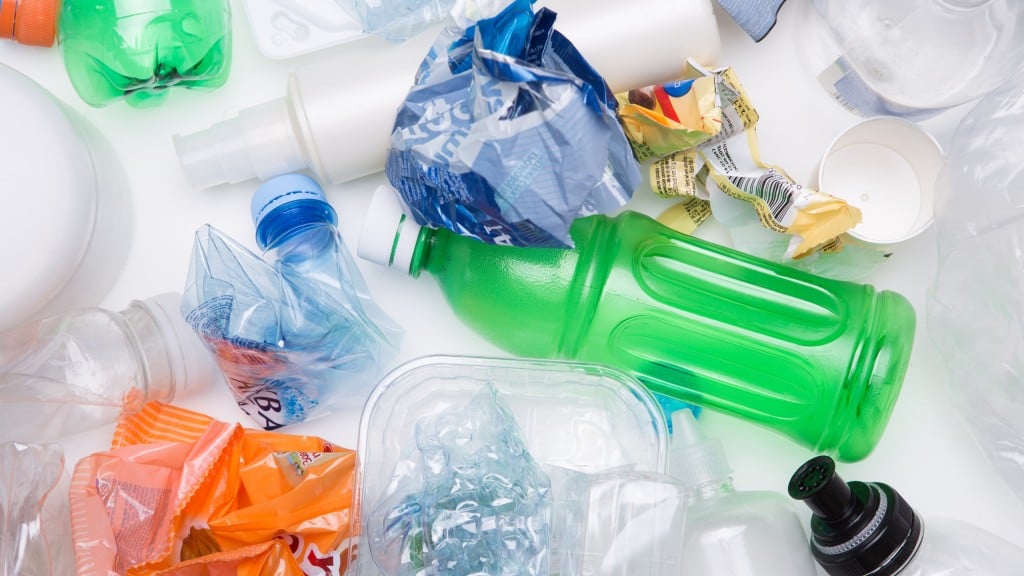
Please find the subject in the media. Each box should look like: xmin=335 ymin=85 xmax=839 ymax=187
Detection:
xmin=927 ymin=76 xmax=1024 ymax=504
xmin=183 ymin=225 xmax=400 ymax=431
xmin=386 ymin=0 xmax=640 ymax=248
xmin=1 ymin=442 xmax=73 ymax=576
xmin=70 ymin=401 xmax=358 ymax=576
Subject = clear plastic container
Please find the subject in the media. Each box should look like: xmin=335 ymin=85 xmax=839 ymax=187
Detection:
xmin=350 ymin=355 xmax=671 ymax=575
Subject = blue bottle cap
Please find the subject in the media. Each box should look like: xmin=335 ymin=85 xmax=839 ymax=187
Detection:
xmin=251 ymin=173 xmax=328 ymax=225
xmin=252 ymin=173 xmax=337 ymax=250
xmin=662 ymin=79 xmax=695 ymax=98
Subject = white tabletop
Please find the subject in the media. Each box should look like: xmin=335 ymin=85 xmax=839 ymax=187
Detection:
xmin=3 ymin=0 xmax=1022 ymax=554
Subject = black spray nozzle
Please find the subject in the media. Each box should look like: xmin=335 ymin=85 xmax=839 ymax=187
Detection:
xmin=789 ymin=455 xmax=860 ymax=523
xmin=788 ymin=455 xmax=923 ymax=576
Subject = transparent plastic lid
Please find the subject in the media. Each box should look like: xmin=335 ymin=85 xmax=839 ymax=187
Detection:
xmin=352 ymin=355 xmax=669 ymax=574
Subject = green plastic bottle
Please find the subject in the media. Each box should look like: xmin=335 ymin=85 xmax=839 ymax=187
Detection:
xmin=58 ymin=0 xmax=232 ymax=107
xmin=359 ymin=190 xmax=916 ymax=461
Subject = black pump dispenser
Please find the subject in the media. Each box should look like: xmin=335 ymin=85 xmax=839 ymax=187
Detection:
xmin=788 ymin=456 xmax=924 ymax=576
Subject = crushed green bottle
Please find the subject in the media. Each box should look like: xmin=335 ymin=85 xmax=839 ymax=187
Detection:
xmin=364 ymin=199 xmax=916 ymax=462
xmin=58 ymin=0 xmax=232 ymax=107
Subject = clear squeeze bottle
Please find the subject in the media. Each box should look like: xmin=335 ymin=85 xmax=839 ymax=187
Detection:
xmin=358 ymin=188 xmax=916 ymax=461
xmin=0 ymin=293 xmax=216 ymax=443
xmin=672 ymin=410 xmax=819 ymax=576
xmin=58 ymin=0 xmax=232 ymax=107
xmin=789 ymin=455 xmax=1024 ymax=575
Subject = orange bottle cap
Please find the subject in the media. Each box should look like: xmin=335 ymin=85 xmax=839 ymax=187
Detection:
xmin=0 ymin=0 xmax=57 ymax=47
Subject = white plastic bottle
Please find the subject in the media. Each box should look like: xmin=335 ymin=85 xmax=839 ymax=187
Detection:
xmin=790 ymin=455 xmax=1024 ymax=575
xmin=672 ymin=410 xmax=820 ymax=576
xmin=808 ymin=0 xmax=1024 ymax=118
xmin=0 ymin=293 xmax=217 ymax=443
xmin=174 ymin=0 xmax=721 ymax=189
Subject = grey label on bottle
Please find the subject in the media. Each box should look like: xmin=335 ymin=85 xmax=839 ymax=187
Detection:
xmin=818 ymin=57 xmax=942 ymax=121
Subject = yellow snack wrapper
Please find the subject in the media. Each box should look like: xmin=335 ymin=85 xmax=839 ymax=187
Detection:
xmin=618 ymin=62 xmax=862 ymax=259
xmin=70 ymin=402 xmax=357 ymax=576
xmin=616 ymin=75 xmax=720 ymax=162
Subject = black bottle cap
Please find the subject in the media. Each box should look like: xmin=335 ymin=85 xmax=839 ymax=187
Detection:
xmin=789 ymin=456 xmax=924 ymax=576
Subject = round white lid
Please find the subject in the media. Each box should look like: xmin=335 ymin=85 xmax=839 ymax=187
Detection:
xmin=0 ymin=64 xmax=97 ymax=331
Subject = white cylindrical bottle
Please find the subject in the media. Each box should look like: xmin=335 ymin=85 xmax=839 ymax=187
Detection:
xmin=0 ymin=293 xmax=217 ymax=443
xmin=790 ymin=455 xmax=1024 ymax=576
xmin=174 ymin=0 xmax=721 ymax=189
xmin=672 ymin=411 xmax=820 ymax=576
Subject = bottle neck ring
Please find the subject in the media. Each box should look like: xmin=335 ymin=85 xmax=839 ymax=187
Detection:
xmin=255 ymin=199 xmax=337 ymax=250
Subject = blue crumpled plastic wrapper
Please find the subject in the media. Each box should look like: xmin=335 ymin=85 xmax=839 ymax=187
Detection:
xmin=181 ymin=225 xmax=401 ymax=430
xmin=386 ymin=0 xmax=640 ymax=248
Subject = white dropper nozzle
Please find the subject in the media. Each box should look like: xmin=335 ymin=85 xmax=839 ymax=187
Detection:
xmin=668 ymin=409 xmax=732 ymax=487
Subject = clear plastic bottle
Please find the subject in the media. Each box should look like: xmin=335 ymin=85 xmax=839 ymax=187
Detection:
xmin=359 ymin=187 xmax=916 ymax=461
xmin=809 ymin=0 xmax=1024 ymax=118
xmin=789 ymin=455 xmax=1024 ymax=575
xmin=0 ymin=293 xmax=216 ymax=443
xmin=671 ymin=410 xmax=819 ymax=576
xmin=57 ymin=0 xmax=233 ymax=107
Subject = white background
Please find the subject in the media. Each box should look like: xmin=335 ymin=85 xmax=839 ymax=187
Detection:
xmin=4 ymin=0 xmax=1024 ymax=555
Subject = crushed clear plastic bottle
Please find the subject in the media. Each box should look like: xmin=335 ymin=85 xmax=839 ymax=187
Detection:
xmin=183 ymin=174 xmax=401 ymax=430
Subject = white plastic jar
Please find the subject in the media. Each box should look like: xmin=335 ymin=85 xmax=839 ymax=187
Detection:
xmin=0 ymin=63 xmax=124 ymax=332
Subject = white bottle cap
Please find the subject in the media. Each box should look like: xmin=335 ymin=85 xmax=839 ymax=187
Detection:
xmin=818 ymin=117 xmax=943 ymax=248
xmin=358 ymin=185 xmax=423 ymax=273
xmin=130 ymin=293 xmax=219 ymax=401
xmin=668 ymin=409 xmax=732 ymax=487
xmin=174 ymin=98 xmax=307 ymax=189
xmin=1 ymin=64 xmax=97 ymax=333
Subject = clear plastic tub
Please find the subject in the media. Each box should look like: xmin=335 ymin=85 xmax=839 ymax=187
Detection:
xmin=351 ymin=355 xmax=671 ymax=575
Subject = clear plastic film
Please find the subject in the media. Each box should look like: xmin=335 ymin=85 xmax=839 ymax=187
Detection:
xmin=0 ymin=442 xmax=73 ymax=576
xmin=928 ymin=76 xmax=1024 ymax=504
xmin=182 ymin=225 xmax=400 ymax=430
xmin=368 ymin=384 xmax=552 ymax=575
xmin=386 ymin=0 xmax=639 ymax=248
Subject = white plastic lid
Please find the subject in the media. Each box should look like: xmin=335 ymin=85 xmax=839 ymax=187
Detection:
xmin=133 ymin=293 xmax=219 ymax=400
xmin=668 ymin=409 xmax=732 ymax=487
xmin=819 ymin=117 xmax=943 ymax=247
xmin=358 ymin=185 xmax=422 ymax=273
xmin=0 ymin=64 xmax=97 ymax=332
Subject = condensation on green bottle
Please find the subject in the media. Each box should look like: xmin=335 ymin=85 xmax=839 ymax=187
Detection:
xmin=408 ymin=211 xmax=916 ymax=461
xmin=58 ymin=0 xmax=232 ymax=107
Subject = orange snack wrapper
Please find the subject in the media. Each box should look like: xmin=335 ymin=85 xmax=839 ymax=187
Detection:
xmin=70 ymin=402 xmax=357 ymax=576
